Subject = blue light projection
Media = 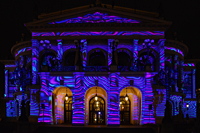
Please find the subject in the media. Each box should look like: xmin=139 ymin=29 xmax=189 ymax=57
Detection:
xmin=15 ymin=47 xmax=32 ymax=57
xmin=49 ymin=12 xmax=140 ymax=24
xmin=32 ymin=39 xmax=39 ymax=84
xmin=184 ymin=101 xmax=196 ymax=118
xmin=170 ymin=95 xmax=182 ymax=115
xmin=3 ymin=26 xmax=197 ymax=125
xmin=32 ymin=31 xmax=164 ymax=37
xmin=165 ymin=46 xmax=184 ymax=56
xmin=183 ymin=63 xmax=195 ymax=67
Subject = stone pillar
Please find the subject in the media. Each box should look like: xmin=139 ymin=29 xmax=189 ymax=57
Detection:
xmin=72 ymin=72 xmax=85 ymax=125
xmin=81 ymin=39 xmax=87 ymax=67
xmin=107 ymin=72 xmax=120 ymax=126
xmin=31 ymin=39 xmax=39 ymax=84
xmin=158 ymin=39 xmax=165 ymax=70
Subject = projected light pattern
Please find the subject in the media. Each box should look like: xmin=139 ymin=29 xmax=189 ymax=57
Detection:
xmin=133 ymin=39 xmax=139 ymax=66
xmin=5 ymin=65 xmax=16 ymax=68
xmin=15 ymin=47 xmax=32 ymax=57
xmin=170 ymin=95 xmax=182 ymax=115
xmin=184 ymin=101 xmax=196 ymax=118
xmin=32 ymin=31 xmax=164 ymax=36
xmin=183 ymin=63 xmax=195 ymax=67
xmin=73 ymin=73 xmax=85 ymax=125
xmin=143 ymin=77 xmax=155 ymax=124
xmin=33 ymin=32 xmax=56 ymax=36
xmin=165 ymin=46 xmax=184 ymax=56
xmin=155 ymin=89 xmax=166 ymax=117
xmin=108 ymin=73 xmax=120 ymax=125
xmin=4 ymin=70 xmax=8 ymax=97
xmin=158 ymin=39 xmax=165 ymax=69
xmin=57 ymin=39 xmax=63 ymax=61
xmin=49 ymin=12 xmax=140 ymax=24
xmin=30 ymin=89 xmax=39 ymax=116
xmin=4 ymin=25 xmax=197 ymax=126
xmin=6 ymin=100 xmax=15 ymax=117
xmin=32 ymin=39 xmax=39 ymax=84
xmin=81 ymin=39 xmax=87 ymax=67
xmin=34 ymin=71 xmax=158 ymax=125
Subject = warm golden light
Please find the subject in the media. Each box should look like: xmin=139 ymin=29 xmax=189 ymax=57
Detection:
xmin=65 ymin=94 xmax=68 ymax=101
xmin=95 ymin=96 xmax=98 ymax=101
xmin=125 ymin=95 xmax=128 ymax=101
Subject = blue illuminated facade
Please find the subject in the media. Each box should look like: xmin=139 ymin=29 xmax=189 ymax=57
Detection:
xmin=1 ymin=5 xmax=198 ymax=125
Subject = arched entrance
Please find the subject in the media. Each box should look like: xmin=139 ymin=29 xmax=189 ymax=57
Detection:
xmin=85 ymin=86 xmax=107 ymax=125
xmin=52 ymin=87 xmax=73 ymax=124
xmin=120 ymin=87 xmax=142 ymax=125
xmin=120 ymin=96 xmax=130 ymax=124
xmin=89 ymin=96 xmax=105 ymax=124
xmin=64 ymin=95 xmax=72 ymax=124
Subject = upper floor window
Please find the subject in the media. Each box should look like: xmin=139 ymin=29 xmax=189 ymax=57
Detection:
xmin=63 ymin=50 xmax=76 ymax=66
xmin=117 ymin=51 xmax=131 ymax=66
xmin=88 ymin=50 xmax=107 ymax=66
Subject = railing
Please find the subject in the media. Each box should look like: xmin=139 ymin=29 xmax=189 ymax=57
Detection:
xmin=50 ymin=66 xmax=76 ymax=72
xmin=83 ymin=66 xmax=110 ymax=72
xmin=45 ymin=65 xmax=145 ymax=72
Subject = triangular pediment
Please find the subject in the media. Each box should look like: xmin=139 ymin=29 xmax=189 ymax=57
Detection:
xmin=26 ymin=5 xmax=171 ymax=31
xmin=49 ymin=12 xmax=140 ymax=24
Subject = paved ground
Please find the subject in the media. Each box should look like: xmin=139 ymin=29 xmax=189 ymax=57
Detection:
xmin=0 ymin=122 xmax=158 ymax=133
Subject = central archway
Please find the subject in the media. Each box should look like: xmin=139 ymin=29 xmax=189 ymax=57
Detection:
xmin=85 ymin=86 xmax=107 ymax=125
xmin=89 ymin=96 xmax=105 ymax=124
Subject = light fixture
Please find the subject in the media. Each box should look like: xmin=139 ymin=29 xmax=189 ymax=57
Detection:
xmin=65 ymin=89 xmax=68 ymax=101
xmin=95 ymin=87 xmax=98 ymax=101
xmin=186 ymin=103 xmax=189 ymax=108
xmin=125 ymin=88 xmax=128 ymax=101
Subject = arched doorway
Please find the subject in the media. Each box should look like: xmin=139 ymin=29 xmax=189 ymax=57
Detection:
xmin=120 ymin=96 xmax=130 ymax=124
xmin=52 ymin=87 xmax=73 ymax=124
xmin=89 ymin=96 xmax=105 ymax=124
xmin=120 ymin=87 xmax=142 ymax=125
xmin=85 ymin=86 xmax=107 ymax=125
xmin=64 ymin=96 xmax=72 ymax=124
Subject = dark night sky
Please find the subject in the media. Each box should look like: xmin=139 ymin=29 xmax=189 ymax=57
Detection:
xmin=0 ymin=0 xmax=200 ymax=59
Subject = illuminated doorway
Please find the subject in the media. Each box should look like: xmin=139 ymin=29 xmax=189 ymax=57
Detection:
xmin=89 ymin=96 xmax=105 ymax=124
xmin=64 ymin=96 xmax=72 ymax=124
xmin=52 ymin=87 xmax=73 ymax=124
xmin=120 ymin=87 xmax=142 ymax=125
xmin=120 ymin=96 xmax=130 ymax=124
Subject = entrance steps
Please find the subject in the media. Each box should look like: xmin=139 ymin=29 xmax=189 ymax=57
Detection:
xmin=33 ymin=125 xmax=156 ymax=133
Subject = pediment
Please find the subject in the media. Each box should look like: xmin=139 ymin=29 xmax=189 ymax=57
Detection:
xmin=26 ymin=5 xmax=171 ymax=31
xmin=49 ymin=12 xmax=140 ymax=24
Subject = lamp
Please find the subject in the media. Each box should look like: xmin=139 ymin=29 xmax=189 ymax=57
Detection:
xmin=125 ymin=88 xmax=128 ymax=101
xmin=65 ymin=90 xmax=68 ymax=101
xmin=186 ymin=103 xmax=189 ymax=108
xmin=95 ymin=87 xmax=98 ymax=101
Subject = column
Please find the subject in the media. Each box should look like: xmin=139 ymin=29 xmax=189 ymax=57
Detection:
xmin=72 ymin=72 xmax=85 ymax=125
xmin=107 ymin=72 xmax=120 ymax=125
xmin=32 ymin=39 xmax=39 ymax=84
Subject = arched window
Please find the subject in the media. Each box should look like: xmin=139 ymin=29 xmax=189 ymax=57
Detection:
xmin=117 ymin=51 xmax=131 ymax=66
xmin=138 ymin=51 xmax=157 ymax=71
xmin=89 ymin=96 xmax=105 ymax=124
xmin=120 ymin=96 xmax=130 ymax=125
xmin=89 ymin=51 xmax=106 ymax=66
xmin=63 ymin=51 xmax=76 ymax=66
xmin=40 ymin=51 xmax=57 ymax=70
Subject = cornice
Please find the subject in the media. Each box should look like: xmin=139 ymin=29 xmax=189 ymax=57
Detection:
xmin=27 ymin=23 xmax=170 ymax=32
xmin=165 ymin=39 xmax=188 ymax=57
xmin=11 ymin=41 xmax=32 ymax=56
